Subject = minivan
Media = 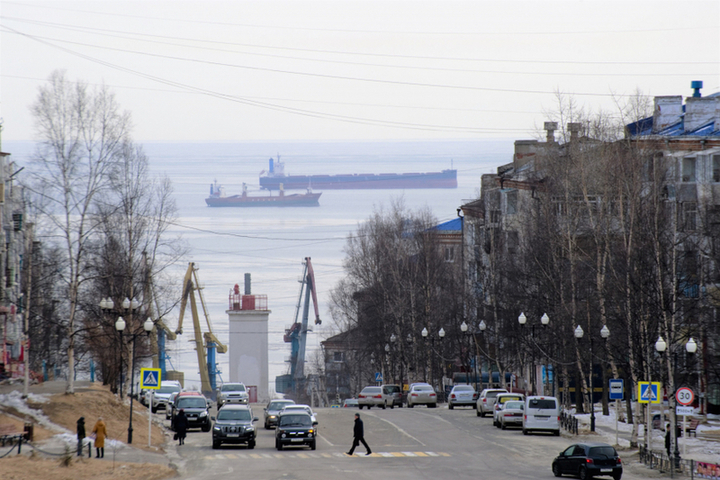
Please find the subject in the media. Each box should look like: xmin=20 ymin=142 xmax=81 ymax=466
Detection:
xmin=381 ymin=384 xmax=403 ymax=408
xmin=523 ymin=396 xmax=560 ymax=436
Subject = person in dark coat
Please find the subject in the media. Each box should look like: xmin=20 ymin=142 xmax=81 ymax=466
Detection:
xmin=175 ymin=409 xmax=188 ymax=445
xmin=346 ymin=413 xmax=371 ymax=456
xmin=76 ymin=417 xmax=86 ymax=457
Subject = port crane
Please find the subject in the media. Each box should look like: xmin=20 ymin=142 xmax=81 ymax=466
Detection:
xmin=283 ymin=257 xmax=321 ymax=394
xmin=175 ymin=262 xmax=227 ymax=397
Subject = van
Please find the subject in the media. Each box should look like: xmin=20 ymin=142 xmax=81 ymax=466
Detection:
xmin=381 ymin=384 xmax=402 ymax=408
xmin=523 ymin=396 xmax=560 ymax=436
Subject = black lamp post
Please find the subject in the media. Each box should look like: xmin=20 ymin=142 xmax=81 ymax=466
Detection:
xmin=518 ymin=312 xmax=550 ymax=395
xmin=115 ymin=315 xmax=153 ymax=444
xmin=421 ymin=327 xmax=445 ymax=390
xmin=574 ymin=324 xmax=610 ymax=433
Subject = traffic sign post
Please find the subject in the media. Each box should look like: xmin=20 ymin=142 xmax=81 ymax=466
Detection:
xmin=140 ymin=368 xmax=162 ymax=447
xmin=375 ymin=372 xmax=383 ymax=383
xmin=675 ymin=387 xmax=695 ymax=457
xmin=638 ymin=381 xmax=661 ymax=452
xmin=609 ymin=379 xmax=624 ymax=446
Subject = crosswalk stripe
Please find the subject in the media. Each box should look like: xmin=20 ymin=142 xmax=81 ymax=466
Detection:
xmin=390 ymin=452 xmax=405 ymax=457
xmin=297 ymin=453 xmax=309 ymax=458
xmin=413 ymin=452 xmax=429 ymax=457
xmin=379 ymin=452 xmax=395 ymax=457
xmin=426 ymin=452 xmax=440 ymax=456
xmin=440 ymin=452 xmax=451 ymax=457
xmin=224 ymin=454 xmax=238 ymax=459
xmin=401 ymin=452 xmax=417 ymax=457
xmin=261 ymin=453 xmax=273 ymax=458
xmin=249 ymin=453 xmax=262 ymax=459
xmin=321 ymin=453 xmax=333 ymax=458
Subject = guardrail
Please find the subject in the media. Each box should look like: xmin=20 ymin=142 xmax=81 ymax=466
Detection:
xmin=639 ymin=445 xmax=720 ymax=479
xmin=560 ymin=410 xmax=579 ymax=435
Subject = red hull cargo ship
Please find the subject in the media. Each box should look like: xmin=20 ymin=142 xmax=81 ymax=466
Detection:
xmin=206 ymin=182 xmax=321 ymax=207
xmin=259 ymin=156 xmax=457 ymax=190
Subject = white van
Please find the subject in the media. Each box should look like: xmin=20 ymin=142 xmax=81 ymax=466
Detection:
xmin=523 ymin=396 xmax=560 ymax=436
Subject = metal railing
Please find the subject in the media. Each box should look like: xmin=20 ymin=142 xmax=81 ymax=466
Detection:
xmin=560 ymin=410 xmax=579 ymax=435
xmin=638 ymin=445 xmax=720 ymax=479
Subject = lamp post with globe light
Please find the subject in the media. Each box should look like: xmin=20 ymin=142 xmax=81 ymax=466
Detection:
xmin=574 ymin=323 xmax=610 ymax=432
xmin=421 ymin=327 xmax=446 ymax=392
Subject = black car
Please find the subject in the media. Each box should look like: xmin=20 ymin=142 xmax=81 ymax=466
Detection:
xmin=212 ymin=405 xmax=258 ymax=449
xmin=275 ymin=412 xmax=317 ymax=450
xmin=552 ymin=442 xmax=622 ymax=480
xmin=172 ymin=394 xmax=212 ymax=432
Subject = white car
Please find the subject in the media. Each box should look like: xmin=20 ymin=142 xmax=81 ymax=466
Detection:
xmin=280 ymin=404 xmax=318 ymax=426
xmin=358 ymin=386 xmax=386 ymax=409
xmin=492 ymin=393 xmax=524 ymax=426
xmin=216 ymin=383 xmax=249 ymax=407
xmin=476 ymin=388 xmax=508 ymax=417
xmin=407 ymin=384 xmax=437 ymax=408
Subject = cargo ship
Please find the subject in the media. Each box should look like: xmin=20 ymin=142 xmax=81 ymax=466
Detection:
xmin=205 ymin=181 xmax=321 ymax=207
xmin=259 ymin=156 xmax=457 ymax=190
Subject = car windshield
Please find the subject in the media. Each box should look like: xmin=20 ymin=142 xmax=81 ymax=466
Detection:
xmin=279 ymin=415 xmax=311 ymax=427
xmin=505 ymin=401 xmax=523 ymax=409
xmin=177 ymin=398 xmax=206 ymax=408
xmin=454 ymin=386 xmax=474 ymax=392
xmin=158 ymin=385 xmax=181 ymax=394
xmin=414 ymin=386 xmax=433 ymax=392
xmin=529 ymin=399 xmax=557 ymax=409
xmin=269 ymin=401 xmax=293 ymax=410
xmin=221 ymin=384 xmax=245 ymax=392
xmin=589 ymin=446 xmax=617 ymax=458
xmin=384 ymin=386 xmax=400 ymax=393
xmin=217 ymin=409 xmax=252 ymax=421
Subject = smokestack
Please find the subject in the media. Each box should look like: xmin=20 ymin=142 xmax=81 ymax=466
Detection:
xmin=567 ymin=123 xmax=581 ymax=142
xmin=544 ymin=122 xmax=558 ymax=144
xmin=244 ymin=273 xmax=251 ymax=295
xmin=691 ymin=80 xmax=703 ymax=98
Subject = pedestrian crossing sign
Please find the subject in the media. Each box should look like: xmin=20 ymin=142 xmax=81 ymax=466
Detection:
xmin=140 ymin=368 xmax=162 ymax=390
xmin=638 ymin=381 xmax=661 ymax=404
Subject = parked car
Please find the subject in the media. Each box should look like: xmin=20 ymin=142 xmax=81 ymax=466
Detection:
xmin=264 ymin=399 xmax=295 ymax=429
xmin=382 ymin=384 xmax=403 ymax=408
xmin=342 ymin=398 xmax=359 ymax=408
xmin=211 ymin=404 xmax=258 ymax=449
xmin=151 ymin=381 xmax=182 ymax=413
xmin=172 ymin=391 xmax=211 ymax=432
xmin=275 ymin=411 xmax=318 ymax=451
xmin=448 ymin=385 xmax=478 ymax=409
xmin=216 ymin=383 xmax=249 ymax=408
xmin=166 ymin=391 xmax=180 ymax=420
xmin=552 ymin=442 xmax=622 ymax=480
xmin=280 ymin=404 xmax=318 ymax=426
xmin=358 ymin=386 xmax=385 ymax=409
xmin=498 ymin=400 xmax=524 ymax=430
xmin=407 ymin=384 xmax=437 ymax=408
xmin=523 ymin=396 xmax=560 ymax=436
xmin=492 ymin=393 xmax=525 ymax=426
xmin=476 ymin=388 xmax=508 ymax=417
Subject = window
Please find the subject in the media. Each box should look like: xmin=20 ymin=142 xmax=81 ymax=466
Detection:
xmin=507 ymin=231 xmax=519 ymax=254
xmin=506 ymin=190 xmax=518 ymax=215
xmin=713 ymin=155 xmax=720 ymax=182
xmin=444 ymin=246 xmax=455 ymax=263
xmin=333 ymin=351 xmax=343 ymax=362
xmin=489 ymin=209 xmax=501 ymax=224
xmin=682 ymin=157 xmax=696 ymax=182
xmin=682 ymin=202 xmax=697 ymax=231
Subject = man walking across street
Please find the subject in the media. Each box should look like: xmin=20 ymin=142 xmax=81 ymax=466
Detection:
xmin=346 ymin=413 xmax=371 ymax=456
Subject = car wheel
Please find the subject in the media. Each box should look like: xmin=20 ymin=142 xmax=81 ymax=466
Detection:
xmin=408 ymin=403 xmax=414 ymax=408
xmin=212 ymin=441 xmax=220 ymax=449
xmin=358 ymin=405 xmax=363 ymax=410
xmin=430 ymin=403 xmax=437 ymax=408
xmin=390 ymin=404 xmax=394 ymax=409
xmin=522 ymin=428 xmax=528 ymax=435
xmin=501 ymin=423 xmax=507 ymax=430
xmin=472 ymin=404 xmax=477 ymax=409
xmin=612 ymin=472 xmax=622 ymax=480
xmin=202 ymin=424 xmax=211 ymax=432
xmin=481 ymin=411 xmax=486 ymax=417
xmin=496 ymin=421 xmax=501 ymax=429
xmin=476 ymin=410 xmax=481 ymax=417
xmin=578 ymin=466 xmax=589 ymax=480
xmin=368 ymin=406 xmax=372 ymax=409
xmin=381 ymin=404 xmax=386 ymax=410
xmin=276 ymin=440 xmax=282 ymax=451
xmin=152 ymin=406 xmax=158 ymax=413
xmin=554 ymin=430 xmax=560 ymax=436
xmin=449 ymin=403 xmax=454 ymax=410
xmin=552 ymin=462 xmax=562 ymax=477
xmin=248 ymin=441 xmax=255 ymax=449
xmin=264 ymin=421 xmax=270 ymax=430
xmin=310 ymin=440 xmax=316 ymax=451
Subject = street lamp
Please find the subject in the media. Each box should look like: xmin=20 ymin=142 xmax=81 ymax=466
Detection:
xmin=574 ymin=324 xmax=609 ymax=433
xmin=519 ymin=312 xmax=551 ymax=395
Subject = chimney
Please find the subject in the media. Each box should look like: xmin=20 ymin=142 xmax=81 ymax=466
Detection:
xmin=567 ymin=123 xmax=581 ymax=142
xmin=685 ymin=95 xmax=720 ymax=132
xmin=691 ymin=80 xmax=703 ymax=98
xmin=544 ymin=122 xmax=558 ymax=144
xmin=244 ymin=273 xmax=251 ymax=295
xmin=652 ymin=96 xmax=683 ymax=133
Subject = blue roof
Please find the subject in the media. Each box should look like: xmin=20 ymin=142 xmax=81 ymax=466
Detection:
xmin=432 ymin=217 xmax=463 ymax=232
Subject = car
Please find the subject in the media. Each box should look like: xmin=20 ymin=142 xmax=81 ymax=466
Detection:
xmin=552 ymin=442 xmax=622 ymax=480
xmin=498 ymin=400 xmax=524 ymax=430
xmin=264 ymin=399 xmax=295 ymax=429
xmin=492 ymin=393 xmax=525 ymax=426
xmin=358 ymin=386 xmax=385 ymax=409
xmin=211 ymin=404 xmax=258 ymax=449
xmin=151 ymin=381 xmax=182 ymax=413
xmin=407 ymin=383 xmax=437 ymax=408
xmin=216 ymin=383 xmax=249 ymax=408
xmin=275 ymin=411 xmax=318 ymax=451
xmin=342 ymin=398 xmax=359 ymax=408
xmin=280 ymin=404 xmax=318 ymax=426
xmin=476 ymin=388 xmax=508 ymax=417
xmin=171 ymin=391 xmax=211 ymax=432
xmin=523 ymin=396 xmax=560 ymax=436
xmin=166 ymin=391 xmax=180 ymax=420
xmin=448 ymin=385 xmax=478 ymax=409
xmin=381 ymin=384 xmax=403 ymax=408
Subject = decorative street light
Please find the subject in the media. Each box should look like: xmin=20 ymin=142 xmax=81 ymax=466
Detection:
xmin=574 ymin=324 xmax=609 ymax=433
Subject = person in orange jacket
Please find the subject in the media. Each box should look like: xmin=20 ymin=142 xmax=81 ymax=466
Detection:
xmin=92 ymin=417 xmax=107 ymax=458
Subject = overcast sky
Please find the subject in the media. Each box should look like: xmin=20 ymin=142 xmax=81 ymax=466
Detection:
xmin=1 ymin=0 xmax=718 ymax=143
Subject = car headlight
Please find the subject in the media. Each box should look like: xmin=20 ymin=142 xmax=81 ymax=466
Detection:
xmin=269 ymin=415 xmax=276 ymax=419
xmin=200 ymin=411 xmax=208 ymax=417
xmin=213 ymin=426 xmax=221 ymax=431
xmin=246 ymin=426 xmax=254 ymax=432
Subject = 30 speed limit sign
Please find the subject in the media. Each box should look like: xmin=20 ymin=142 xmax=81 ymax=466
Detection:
xmin=676 ymin=387 xmax=694 ymax=406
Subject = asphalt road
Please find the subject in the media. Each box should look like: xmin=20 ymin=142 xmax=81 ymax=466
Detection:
xmin=169 ymin=404 xmax=651 ymax=480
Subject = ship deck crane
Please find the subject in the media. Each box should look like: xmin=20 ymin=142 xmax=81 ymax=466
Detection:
xmin=283 ymin=257 xmax=321 ymax=394
xmin=175 ymin=262 xmax=227 ymax=397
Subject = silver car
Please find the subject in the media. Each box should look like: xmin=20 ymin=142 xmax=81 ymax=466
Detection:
xmin=407 ymin=384 xmax=437 ymax=408
xmin=264 ymin=399 xmax=295 ymax=429
xmin=476 ymin=388 xmax=508 ymax=417
xmin=358 ymin=386 xmax=386 ymax=409
xmin=498 ymin=400 xmax=524 ymax=430
xmin=448 ymin=385 xmax=478 ymax=409
xmin=492 ymin=393 xmax=525 ymax=426
xmin=216 ymin=383 xmax=249 ymax=407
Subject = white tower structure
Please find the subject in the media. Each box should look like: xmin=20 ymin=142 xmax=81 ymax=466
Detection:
xmin=227 ymin=275 xmax=270 ymax=403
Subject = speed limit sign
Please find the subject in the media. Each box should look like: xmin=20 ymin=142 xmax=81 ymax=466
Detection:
xmin=676 ymin=387 xmax=694 ymax=406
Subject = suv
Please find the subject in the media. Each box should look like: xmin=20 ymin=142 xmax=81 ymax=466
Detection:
xmin=358 ymin=386 xmax=385 ymax=409
xmin=381 ymin=384 xmax=403 ymax=408
xmin=264 ymin=399 xmax=295 ymax=429
xmin=216 ymin=383 xmax=249 ymax=408
xmin=172 ymin=392 xmax=211 ymax=432
xmin=212 ymin=404 xmax=258 ymax=449
xmin=151 ymin=381 xmax=182 ymax=413
xmin=476 ymin=388 xmax=508 ymax=417
xmin=275 ymin=412 xmax=318 ymax=450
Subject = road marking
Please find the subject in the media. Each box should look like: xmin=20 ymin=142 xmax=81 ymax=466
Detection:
xmin=297 ymin=453 xmax=309 ymax=458
xmin=261 ymin=453 xmax=273 ymax=458
xmin=224 ymin=454 xmax=238 ymax=459
xmin=321 ymin=453 xmax=333 ymax=458
xmin=249 ymin=453 xmax=261 ymax=459
xmin=390 ymin=452 xmax=405 ymax=457
xmin=363 ymin=412 xmax=426 ymax=446
xmin=426 ymin=452 xmax=439 ymax=456
xmin=401 ymin=452 xmax=417 ymax=456
xmin=413 ymin=452 xmax=428 ymax=457
xmin=379 ymin=452 xmax=394 ymax=457
xmin=440 ymin=452 xmax=451 ymax=457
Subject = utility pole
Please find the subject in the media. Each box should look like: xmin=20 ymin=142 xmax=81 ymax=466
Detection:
xmin=22 ymin=225 xmax=34 ymax=398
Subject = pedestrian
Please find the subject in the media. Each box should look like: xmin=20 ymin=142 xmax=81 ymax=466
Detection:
xmin=175 ymin=409 xmax=188 ymax=445
xmin=346 ymin=412 xmax=371 ymax=456
xmin=76 ymin=417 xmax=86 ymax=457
xmin=91 ymin=417 xmax=106 ymax=458
xmin=665 ymin=423 xmax=671 ymax=456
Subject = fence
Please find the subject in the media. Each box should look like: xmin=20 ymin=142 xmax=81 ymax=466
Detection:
xmin=560 ymin=410 xmax=579 ymax=435
xmin=639 ymin=445 xmax=720 ymax=479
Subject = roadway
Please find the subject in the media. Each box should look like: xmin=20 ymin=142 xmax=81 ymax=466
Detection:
xmin=170 ymin=404 xmax=649 ymax=480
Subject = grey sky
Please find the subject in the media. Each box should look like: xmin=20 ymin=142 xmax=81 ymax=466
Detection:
xmin=1 ymin=0 xmax=718 ymax=142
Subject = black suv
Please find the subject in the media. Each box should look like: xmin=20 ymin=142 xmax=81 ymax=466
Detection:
xmin=212 ymin=405 xmax=258 ymax=449
xmin=275 ymin=412 xmax=317 ymax=450
xmin=552 ymin=442 xmax=622 ymax=480
xmin=172 ymin=393 xmax=211 ymax=432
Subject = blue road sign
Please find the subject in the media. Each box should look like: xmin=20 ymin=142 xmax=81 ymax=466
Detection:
xmin=609 ymin=379 xmax=624 ymax=400
xmin=140 ymin=368 xmax=162 ymax=390
xmin=638 ymin=381 xmax=660 ymax=404
xmin=375 ymin=372 xmax=383 ymax=382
